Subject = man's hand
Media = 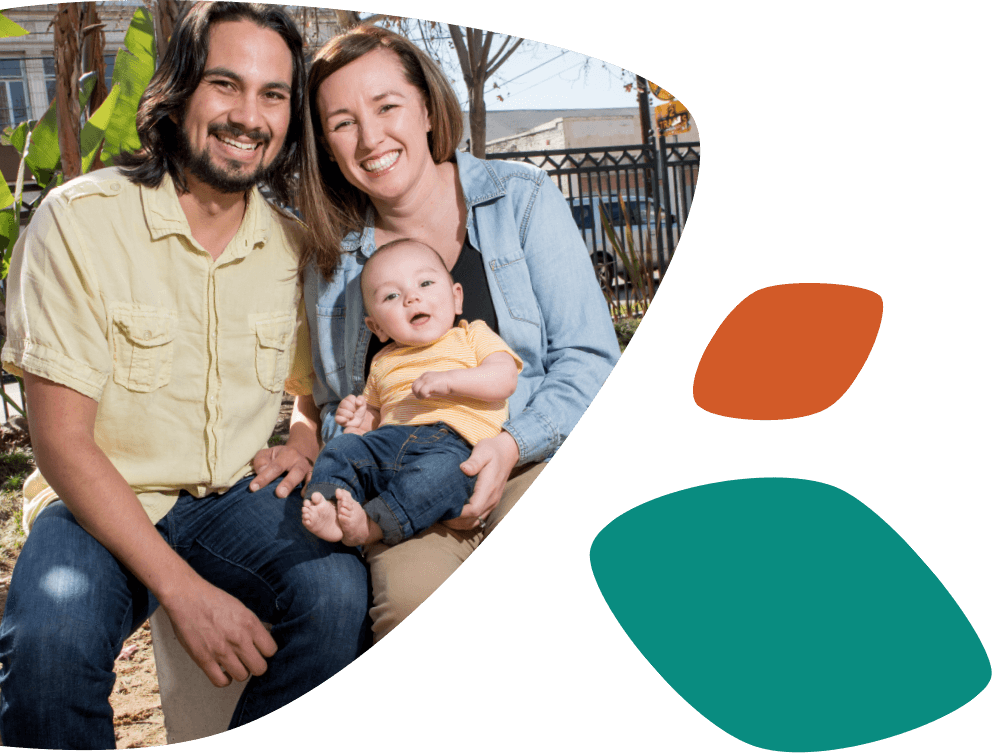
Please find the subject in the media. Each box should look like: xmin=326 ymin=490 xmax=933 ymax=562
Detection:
xmin=163 ymin=577 xmax=277 ymax=687
xmin=445 ymin=431 xmax=520 ymax=531
xmin=411 ymin=371 xmax=452 ymax=399
xmin=250 ymin=444 xmax=311 ymax=498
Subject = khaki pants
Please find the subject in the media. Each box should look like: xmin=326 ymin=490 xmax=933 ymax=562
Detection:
xmin=364 ymin=462 xmax=545 ymax=641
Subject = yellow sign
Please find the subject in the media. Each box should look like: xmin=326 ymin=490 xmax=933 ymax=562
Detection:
xmin=647 ymin=81 xmax=674 ymax=101
xmin=655 ymin=102 xmax=691 ymax=137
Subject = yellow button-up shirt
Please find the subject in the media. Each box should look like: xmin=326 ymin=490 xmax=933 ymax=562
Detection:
xmin=2 ymin=168 xmax=312 ymax=529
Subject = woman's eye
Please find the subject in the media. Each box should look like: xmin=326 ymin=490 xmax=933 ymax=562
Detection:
xmin=331 ymin=119 xmax=354 ymax=131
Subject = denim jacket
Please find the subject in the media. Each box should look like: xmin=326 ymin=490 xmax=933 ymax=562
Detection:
xmin=304 ymin=150 xmax=620 ymax=465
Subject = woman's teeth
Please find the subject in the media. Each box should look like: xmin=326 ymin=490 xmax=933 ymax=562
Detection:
xmin=362 ymin=151 xmax=399 ymax=172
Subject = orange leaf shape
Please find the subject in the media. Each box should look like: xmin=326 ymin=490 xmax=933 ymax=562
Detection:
xmin=694 ymin=284 xmax=883 ymax=419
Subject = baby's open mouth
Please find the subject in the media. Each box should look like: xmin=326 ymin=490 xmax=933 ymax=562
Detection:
xmin=410 ymin=313 xmax=429 ymax=324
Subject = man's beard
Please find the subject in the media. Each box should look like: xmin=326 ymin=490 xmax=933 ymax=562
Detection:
xmin=175 ymin=123 xmax=281 ymax=194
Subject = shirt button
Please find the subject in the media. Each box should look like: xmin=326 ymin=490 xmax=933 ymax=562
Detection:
xmin=143 ymin=330 xmax=152 ymax=339
xmin=209 ymin=396 xmax=216 ymax=404
xmin=110 ymin=182 xmax=121 ymax=191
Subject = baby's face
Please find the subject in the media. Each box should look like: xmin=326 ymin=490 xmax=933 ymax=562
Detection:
xmin=363 ymin=243 xmax=464 ymax=346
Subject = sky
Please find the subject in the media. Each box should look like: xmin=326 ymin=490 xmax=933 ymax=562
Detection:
xmin=380 ymin=18 xmax=650 ymax=112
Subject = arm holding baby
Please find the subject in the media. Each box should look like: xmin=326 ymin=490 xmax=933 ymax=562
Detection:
xmin=411 ymin=351 xmax=519 ymax=401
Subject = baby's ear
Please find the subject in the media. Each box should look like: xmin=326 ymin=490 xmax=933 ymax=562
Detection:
xmin=452 ymin=282 xmax=464 ymax=317
xmin=365 ymin=316 xmax=390 ymax=343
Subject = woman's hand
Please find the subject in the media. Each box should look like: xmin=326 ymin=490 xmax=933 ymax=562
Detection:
xmin=445 ymin=431 xmax=520 ymax=530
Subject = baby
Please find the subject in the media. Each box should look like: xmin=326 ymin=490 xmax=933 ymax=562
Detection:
xmin=301 ymin=238 xmax=522 ymax=548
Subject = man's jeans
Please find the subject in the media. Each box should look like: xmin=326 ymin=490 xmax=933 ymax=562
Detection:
xmin=307 ymin=423 xmax=474 ymax=546
xmin=0 ymin=476 xmax=371 ymax=749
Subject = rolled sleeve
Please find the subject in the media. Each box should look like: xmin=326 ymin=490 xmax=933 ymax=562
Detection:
xmin=283 ymin=295 xmax=314 ymax=396
xmin=502 ymin=177 xmax=620 ymax=464
xmin=2 ymin=198 xmax=111 ymax=400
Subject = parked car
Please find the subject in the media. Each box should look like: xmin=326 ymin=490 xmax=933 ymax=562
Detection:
xmin=568 ymin=194 xmax=665 ymax=287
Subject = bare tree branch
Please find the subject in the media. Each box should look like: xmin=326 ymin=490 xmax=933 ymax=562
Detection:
xmin=485 ymin=37 xmax=524 ymax=79
xmin=448 ymin=25 xmax=470 ymax=77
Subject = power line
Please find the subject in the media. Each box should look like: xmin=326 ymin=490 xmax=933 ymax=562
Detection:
xmin=456 ymin=50 xmax=572 ymax=108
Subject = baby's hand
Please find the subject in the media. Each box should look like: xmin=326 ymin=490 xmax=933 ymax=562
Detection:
xmin=335 ymin=394 xmax=367 ymax=432
xmin=411 ymin=371 xmax=451 ymax=399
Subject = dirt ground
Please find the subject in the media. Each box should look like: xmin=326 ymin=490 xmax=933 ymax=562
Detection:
xmin=0 ymin=396 xmax=294 ymax=748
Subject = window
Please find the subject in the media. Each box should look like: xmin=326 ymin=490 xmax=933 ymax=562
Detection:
xmin=0 ymin=58 xmax=29 ymax=130
xmin=43 ymin=57 xmax=56 ymax=105
xmin=44 ymin=53 xmax=118 ymax=108
xmin=104 ymin=53 xmax=115 ymax=94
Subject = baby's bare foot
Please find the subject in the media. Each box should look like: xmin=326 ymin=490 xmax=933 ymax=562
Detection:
xmin=302 ymin=492 xmax=343 ymax=542
xmin=336 ymin=489 xmax=382 ymax=547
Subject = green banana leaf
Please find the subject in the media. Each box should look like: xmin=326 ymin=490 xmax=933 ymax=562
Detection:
xmin=100 ymin=7 xmax=156 ymax=164
xmin=80 ymin=84 xmax=121 ymax=173
xmin=0 ymin=13 xmax=28 ymax=38
xmin=22 ymin=72 xmax=98 ymax=189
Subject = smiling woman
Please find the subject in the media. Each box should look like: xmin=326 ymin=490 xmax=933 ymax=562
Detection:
xmin=295 ymin=25 xmax=621 ymax=642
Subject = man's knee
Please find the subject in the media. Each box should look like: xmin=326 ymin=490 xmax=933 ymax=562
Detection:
xmin=283 ymin=546 xmax=371 ymax=631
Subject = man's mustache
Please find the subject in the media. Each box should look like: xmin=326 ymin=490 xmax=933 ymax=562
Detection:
xmin=207 ymin=124 xmax=271 ymax=146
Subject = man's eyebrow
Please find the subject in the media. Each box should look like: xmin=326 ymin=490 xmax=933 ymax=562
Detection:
xmin=202 ymin=67 xmax=292 ymax=93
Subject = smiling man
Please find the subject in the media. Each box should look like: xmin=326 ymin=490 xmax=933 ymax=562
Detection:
xmin=0 ymin=3 xmax=370 ymax=748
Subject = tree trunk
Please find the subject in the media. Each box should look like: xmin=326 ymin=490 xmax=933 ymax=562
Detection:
xmin=81 ymin=3 xmax=106 ymax=116
xmin=333 ymin=10 xmax=363 ymax=30
xmin=54 ymin=3 xmax=82 ymax=181
xmin=468 ymin=80 xmax=487 ymax=159
xmin=149 ymin=0 xmax=184 ymax=63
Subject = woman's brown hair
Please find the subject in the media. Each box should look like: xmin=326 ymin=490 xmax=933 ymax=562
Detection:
xmin=298 ymin=25 xmax=463 ymax=281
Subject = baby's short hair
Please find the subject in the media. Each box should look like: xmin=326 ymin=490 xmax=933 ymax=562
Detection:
xmin=360 ymin=238 xmax=453 ymax=308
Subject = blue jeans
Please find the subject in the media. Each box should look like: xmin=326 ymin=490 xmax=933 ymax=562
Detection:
xmin=0 ymin=476 xmax=371 ymax=749
xmin=308 ymin=423 xmax=474 ymax=546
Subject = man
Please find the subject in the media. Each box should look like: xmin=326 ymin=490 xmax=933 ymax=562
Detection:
xmin=0 ymin=3 xmax=370 ymax=748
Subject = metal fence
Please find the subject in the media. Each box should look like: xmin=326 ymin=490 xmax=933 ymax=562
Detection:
xmin=487 ymin=140 xmax=700 ymax=307
xmin=659 ymin=139 xmax=700 ymax=258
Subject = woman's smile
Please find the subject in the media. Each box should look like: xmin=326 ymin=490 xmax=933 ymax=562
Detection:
xmin=361 ymin=150 xmax=400 ymax=174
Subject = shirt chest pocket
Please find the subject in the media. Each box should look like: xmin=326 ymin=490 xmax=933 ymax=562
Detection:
xmin=253 ymin=315 xmax=296 ymax=393
xmin=111 ymin=306 xmax=177 ymax=393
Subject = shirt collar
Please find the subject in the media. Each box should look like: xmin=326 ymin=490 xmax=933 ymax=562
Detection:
xmin=454 ymin=150 xmax=506 ymax=208
xmin=142 ymin=173 xmax=272 ymax=259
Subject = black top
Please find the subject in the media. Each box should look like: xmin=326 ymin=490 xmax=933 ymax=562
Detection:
xmin=364 ymin=239 xmax=498 ymax=378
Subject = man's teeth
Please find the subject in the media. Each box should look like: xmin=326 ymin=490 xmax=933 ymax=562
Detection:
xmin=218 ymin=135 xmax=257 ymax=151
xmin=362 ymin=151 xmax=399 ymax=172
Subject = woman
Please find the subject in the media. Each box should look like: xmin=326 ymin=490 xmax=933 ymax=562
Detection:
xmin=296 ymin=25 xmax=620 ymax=640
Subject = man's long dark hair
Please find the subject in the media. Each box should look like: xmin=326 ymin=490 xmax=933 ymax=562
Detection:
xmin=117 ymin=2 xmax=305 ymax=205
